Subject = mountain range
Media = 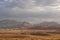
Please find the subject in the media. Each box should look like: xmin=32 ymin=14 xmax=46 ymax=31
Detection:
xmin=0 ymin=20 xmax=60 ymax=30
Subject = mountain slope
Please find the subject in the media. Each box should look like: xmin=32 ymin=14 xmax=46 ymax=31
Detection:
xmin=0 ymin=20 xmax=32 ymax=29
xmin=29 ymin=22 xmax=60 ymax=30
xmin=0 ymin=20 xmax=60 ymax=30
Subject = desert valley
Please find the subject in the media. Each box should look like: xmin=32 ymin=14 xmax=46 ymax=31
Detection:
xmin=0 ymin=20 xmax=60 ymax=40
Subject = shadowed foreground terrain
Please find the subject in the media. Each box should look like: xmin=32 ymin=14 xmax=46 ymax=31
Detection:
xmin=0 ymin=30 xmax=60 ymax=40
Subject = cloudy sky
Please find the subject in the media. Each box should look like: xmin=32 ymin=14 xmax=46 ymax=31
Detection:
xmin=0 ymin=0 xmax=60 ymax=23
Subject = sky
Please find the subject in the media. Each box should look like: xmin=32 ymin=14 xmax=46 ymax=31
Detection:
xmin=0 ymin=0 xmax=60 ymax=23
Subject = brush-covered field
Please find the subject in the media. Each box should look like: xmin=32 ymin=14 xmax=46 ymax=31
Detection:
xmin=0 ymin=30 xmax=60 ymax=40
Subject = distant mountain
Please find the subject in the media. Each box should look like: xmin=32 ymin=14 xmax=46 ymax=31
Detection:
xmin=0 ymin=20 xmax=60 ymax=30
xmin=0 ymin=20 xmax=32 ymax=29
xmin=29 ymin=22 xmax=60 ymax=30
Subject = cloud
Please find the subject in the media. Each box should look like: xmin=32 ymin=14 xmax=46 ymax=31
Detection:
xmin=0 ymin=0 xmax=60 ymax=23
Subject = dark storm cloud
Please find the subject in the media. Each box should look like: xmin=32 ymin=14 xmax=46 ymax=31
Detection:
xmin=0 ymin=0 xmax=4 ymax=2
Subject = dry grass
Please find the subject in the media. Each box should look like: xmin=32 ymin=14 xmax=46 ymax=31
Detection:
xmin=0 ymin=30 xmax=60 ymax=40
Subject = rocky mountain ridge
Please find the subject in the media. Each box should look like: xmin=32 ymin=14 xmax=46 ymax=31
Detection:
xmin=0 ymin=20 xmax=60 ymax=30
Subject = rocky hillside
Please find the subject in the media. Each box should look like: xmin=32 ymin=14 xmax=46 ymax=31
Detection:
xmin=29 ymin=22 xmax=60 ymax=30
xmin=0 ymin=20 xmax=32 ymax=29
xmin=0 ymin=20 xmax=60 ymax=30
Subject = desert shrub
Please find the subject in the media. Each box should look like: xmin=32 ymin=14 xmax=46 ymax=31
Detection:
xmin=47 ymin=31 xmax=60 ymax=34
xmin=30 ymin=32 xmax=50 ymax=36
xmin=19 ymin=31 xmax=50 ymax=36
xmin=57 ymin=39 xmax=60 ymax=40
xmin=20 ymin=32 xmax=27 ymax=35
xmin=20 ymin=32 xmax=30 ymax=35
